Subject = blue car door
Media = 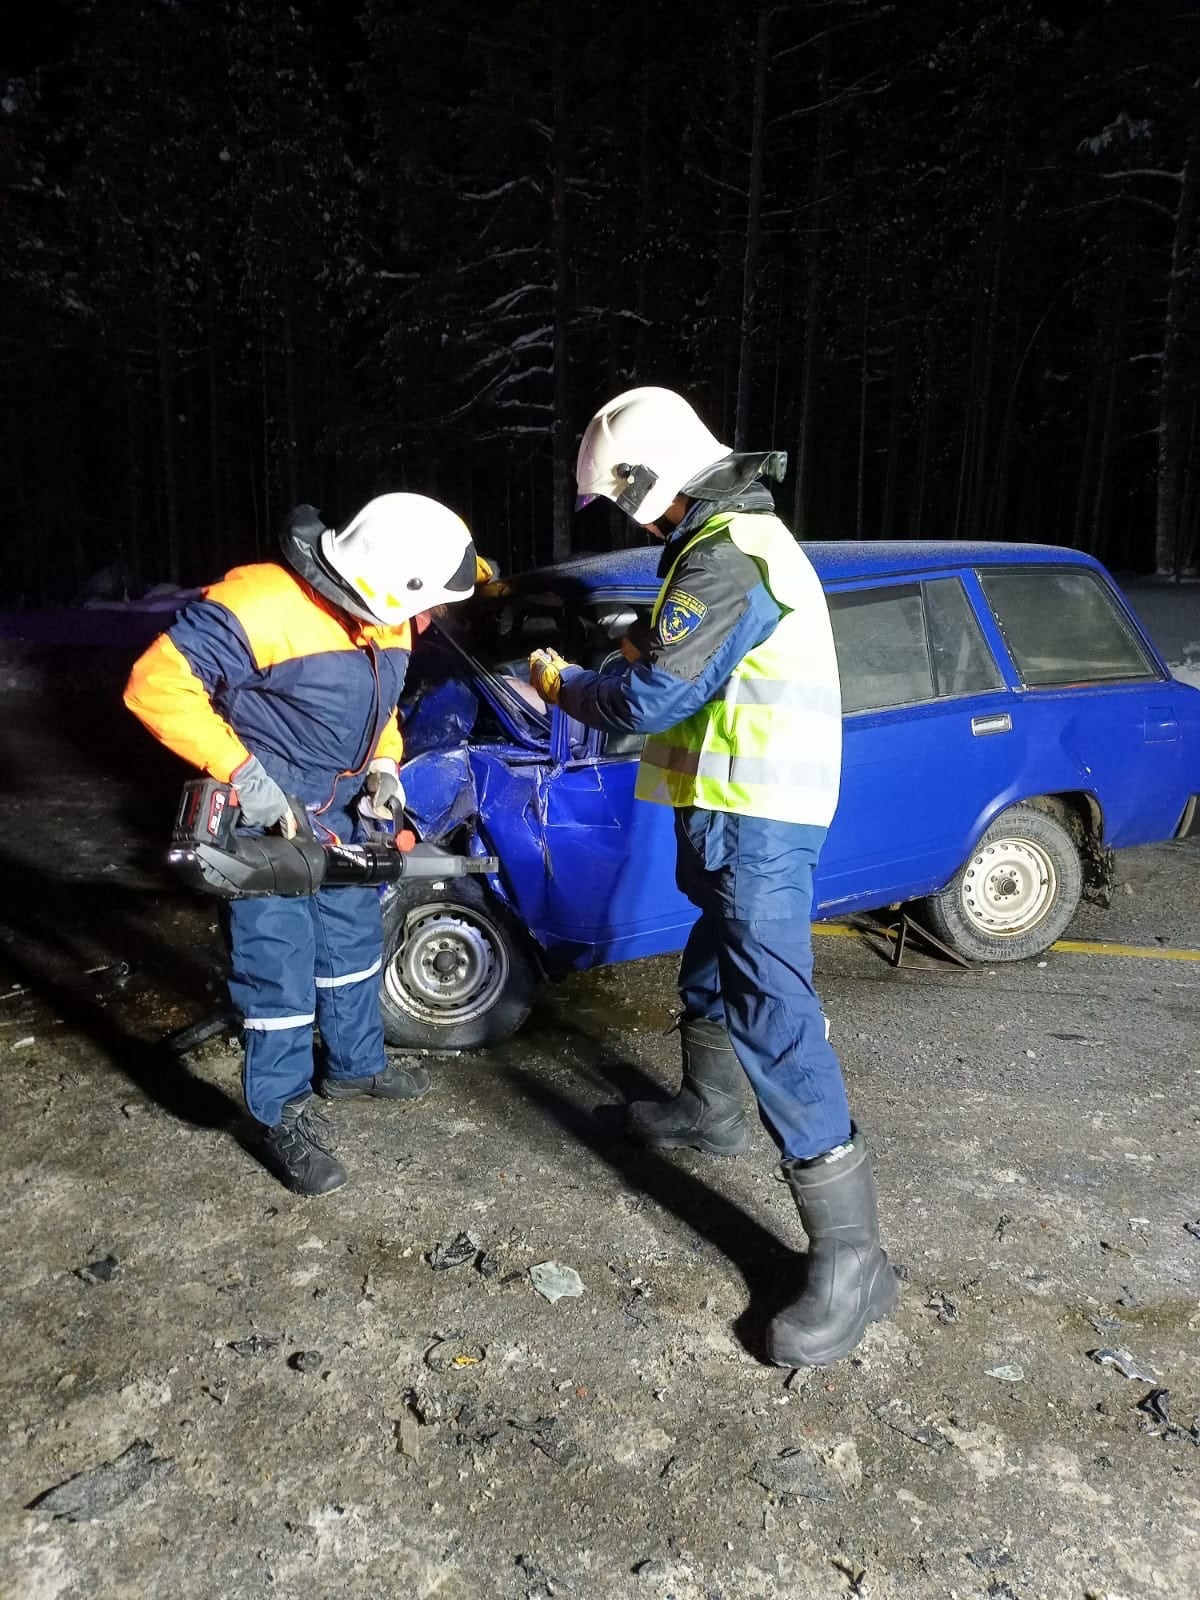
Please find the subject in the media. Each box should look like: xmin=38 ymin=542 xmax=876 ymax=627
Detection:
xmin=532 ymin=707 xmax=698 ymax=968
xmin=817 ymin=572 xmax=1025 ymax=913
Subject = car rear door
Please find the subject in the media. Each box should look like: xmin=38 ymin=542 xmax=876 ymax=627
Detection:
xmin=817 ymin=572 xmax=1025 ymax=913
xmin=974 ymin=565 xmax=1190 ymax=847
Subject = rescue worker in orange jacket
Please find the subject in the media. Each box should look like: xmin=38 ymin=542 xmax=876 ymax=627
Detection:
xmin=125 ymin=495 xmax=479 ymax=1195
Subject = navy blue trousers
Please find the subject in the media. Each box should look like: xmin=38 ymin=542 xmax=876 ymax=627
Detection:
xmin=227 ymin=884 xmax=387 ymax=1127
xmin=673 ymin=806 xmax=852 ymax=1161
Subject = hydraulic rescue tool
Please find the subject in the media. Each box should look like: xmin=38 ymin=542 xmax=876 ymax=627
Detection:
xmin=168 ymin=777 xmax=497 ymax=899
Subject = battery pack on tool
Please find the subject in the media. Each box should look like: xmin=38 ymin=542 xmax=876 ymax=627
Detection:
xmin=168 ymin=777 xmax=498 ymax=900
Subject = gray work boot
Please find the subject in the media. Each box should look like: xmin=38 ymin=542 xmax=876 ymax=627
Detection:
xmin=319 ymin=1058 xmax=431 ymax=1101
xmin=766 ymin=1127 xmax=898 ymax=1366
xmin=626 ymin=1017 xmax=750 ymax=1156
xmin=258 ymin=1096 xmax=347 ymax=1195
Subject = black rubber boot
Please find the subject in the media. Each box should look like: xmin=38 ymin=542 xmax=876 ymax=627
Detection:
xmin=766 ymin=1128 xmax=898 ymax=1367
xmin=319 ymin=1058 xmax=431 ymax=1101
xmin=626 ymin=1018 xmax=750 ymax=1156
xmin=258 ymin=1097 xmax=348 ymax=1195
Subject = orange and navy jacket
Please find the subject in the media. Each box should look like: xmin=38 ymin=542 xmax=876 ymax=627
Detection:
xmin=124 ymin=562 xmax=411 ymax=826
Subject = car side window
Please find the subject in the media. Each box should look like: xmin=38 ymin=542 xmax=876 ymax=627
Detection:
xmin=829 ymin=577 xmax=1002 ymax=714
xmin=828 ymin=585 xmax=933 ymax=713
xmin=978 ymin=568 xmax=1159 ymax=686
xmin=924 ymin=577 xmax=1004 ymax=697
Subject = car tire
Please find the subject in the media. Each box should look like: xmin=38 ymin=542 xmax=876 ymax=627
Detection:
xmin=919 ymin=802 xmax=1084 ymax=963
xmin=379 ymin=877 xmax=538 ymax=1051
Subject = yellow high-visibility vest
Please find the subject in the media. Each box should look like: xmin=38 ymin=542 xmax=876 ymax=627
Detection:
xmin=635 ymin=512 xmax=842 ymax=826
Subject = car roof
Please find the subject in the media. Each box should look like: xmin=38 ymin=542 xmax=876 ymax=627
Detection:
xmin=506 ymin=539 xmax=1107 ymax=597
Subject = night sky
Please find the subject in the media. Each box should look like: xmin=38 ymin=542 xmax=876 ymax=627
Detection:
xmin=2 ymin=0 xmax=1197 ymax=603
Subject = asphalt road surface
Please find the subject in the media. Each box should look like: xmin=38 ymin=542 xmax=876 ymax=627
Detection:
xmin=1 ymin=665 xmax=1198 ymax=1600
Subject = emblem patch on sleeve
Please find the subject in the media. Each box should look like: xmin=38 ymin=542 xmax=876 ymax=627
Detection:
xmin=658 ymin=589 xmax=709 ymax=646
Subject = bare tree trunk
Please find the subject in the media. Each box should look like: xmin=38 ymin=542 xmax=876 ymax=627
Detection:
xmin=969 ymin=159 xmax=1009 ymax=536
xmin=734 ymin=2 xmax=769 ymax=450
xmin=1088 ymin=250 xmax=1127 ymax=559
xmin=259 ymin=302 xmax=272 ymax=555
xmin=912 ymin=327 xmax=937 ymax=537
xmin=206 ymin=252 xmax=222 ymax=567
xmin=1073 ymin=333 xmax=1104 ymax=551
xmin=855 ymin=227 xmax=872 ymax=538
xmin=125 ymin=354 xmax=143 ymax=596
xmin=792 ymin=38 xmax=830 ymax=537
xmin=880 ymin=293 xmax=907 ymax=538
xmin=550 ymin=12 xmax=572 ymax=562
xmin=282 ymin=294 xmax=299 ymax=509
xmin=1155 ymin=127 xmax=1199 ymax=576
xmin=1178 ymin=397 xmax=1199 ymax=575
xmin=153 ymin=241 xmax=181 ymax=586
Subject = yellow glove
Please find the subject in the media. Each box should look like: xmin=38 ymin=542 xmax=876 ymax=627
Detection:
xmin=475 ymin=555 xmax=495 ymax=584
xmin=529 ymin=647 xmax=570 ymax=705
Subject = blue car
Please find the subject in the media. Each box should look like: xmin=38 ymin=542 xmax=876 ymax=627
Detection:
xmin=381 ymin=541 xmax=1200 ymax=1050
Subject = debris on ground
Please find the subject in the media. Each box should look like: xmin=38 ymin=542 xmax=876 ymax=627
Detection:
xmin=227 ymin=1334 xmax=281 ymax=1358
xmin=751 ymin=1444 xmax=837 ymax=1501
xmin=1136 ymin=1387 xmax=1200 ymax=1444
xmin=831 ymin=1553 xmax=869 ymax=1594
xmin=477 ymin=1249 xmax=503 ymax=1278
xmin=287 ymin=1349 xmax=323 ymax=1374
xmin=531 ymin=1429 xmax=584 ymax=1468
xmin=632 ymin=1556 xmax=667 ymax=1578
xmin=1086 ymin=1313 xmax=1129 ymax=1335
xmin=395 ymin=1410 xmax=422 ymax=1463
xmin=875 ymin=1400 xmax=950 ymax=1452
xmin=926 ymin=1289 xmax=959 ymax=1324
xmin=967 ymin=1546 xmax=1014 ymax=1571
xmin=26 ymin=1439 xmax=174 ymax=1522
xmin=530 ymin=1261 xmax=584 ymax=1303
xmin=984 ymin=1363 xmax=1025 ymax=1382
xmin=424 ymin=1336 xmax=486 ymax=1372
xmin=74 ymin=1253 xmax=119 ymax=1284
xmin=427 ymin=1230 xmax=481 ymax=1271
xmin=1088 ymin=1347 xmax=1157 ymax=1383
xmin=403 ymin=1387 xmax=442 ymax=1425
xmin=1183 ymin=1220 xmax=1200 ymax=1243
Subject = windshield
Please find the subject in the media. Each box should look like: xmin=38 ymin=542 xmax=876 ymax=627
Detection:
xmin=437 ymin=585 xmax=652 ymax=680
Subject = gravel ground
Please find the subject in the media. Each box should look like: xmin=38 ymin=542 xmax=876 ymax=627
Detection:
xmin=1 ymin=662 xmax=1198 ymax=1600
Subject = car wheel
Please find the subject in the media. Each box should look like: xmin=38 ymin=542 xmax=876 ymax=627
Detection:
xmin=379 ymin=878 xmax=538 ymax=1051
xmin=920 ymin=803 xmax=1083 ymax=963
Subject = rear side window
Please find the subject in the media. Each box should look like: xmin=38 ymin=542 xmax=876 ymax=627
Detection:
xmin=978 ymin=568 xmax=1158 ymax=686
xmin=829 ymin=578 xmax=1002 ymax=714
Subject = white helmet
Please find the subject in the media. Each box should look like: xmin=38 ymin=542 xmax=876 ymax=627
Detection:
xmin=575 ymin=386 xmax=730 ymax=526
xmin=319 ymin=493 xmax=476 ymax=627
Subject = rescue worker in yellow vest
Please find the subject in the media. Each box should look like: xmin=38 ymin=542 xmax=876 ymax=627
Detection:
xmin=529 ymin=386 xmax=898 ymax=1366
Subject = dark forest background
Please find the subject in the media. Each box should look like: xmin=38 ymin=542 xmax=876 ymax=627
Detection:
xmin=2 ymin=0 xmax=1199 ymax=604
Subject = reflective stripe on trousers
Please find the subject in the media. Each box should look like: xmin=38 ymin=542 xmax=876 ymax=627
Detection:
xmin=227 ymin=884 xmax=387 ymax=1126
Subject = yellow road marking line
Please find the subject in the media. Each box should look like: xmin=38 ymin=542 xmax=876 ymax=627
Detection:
xmin=813 ymin=924 xmax=1200 ymax=963
xmin=1048 ymin=937 xmax=1200 ymax=962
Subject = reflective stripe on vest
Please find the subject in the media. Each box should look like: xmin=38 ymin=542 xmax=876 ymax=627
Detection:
xmin=635 ymin=513 xmax=842 ymax=826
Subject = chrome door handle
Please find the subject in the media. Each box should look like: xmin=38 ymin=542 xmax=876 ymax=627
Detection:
xmin=971 ymin=713 xmax=1012 ymax=736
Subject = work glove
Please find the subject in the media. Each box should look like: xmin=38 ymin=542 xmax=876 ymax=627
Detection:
xmin=528 ymin=647 xmax=570 ymax=706
xmin=364 ymin=757 xmax=405 ymax=820
xmin=475 ymin=554 xmax=495 ymax=584
xmin=231 ymin=755 xmax=296 ymax=837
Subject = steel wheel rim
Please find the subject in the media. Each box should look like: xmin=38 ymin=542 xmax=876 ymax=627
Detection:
xmin=385 ymin=902 xmax=508 ymax=1025
xmin=959 ymin=836 xmax=1058 ymax=937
